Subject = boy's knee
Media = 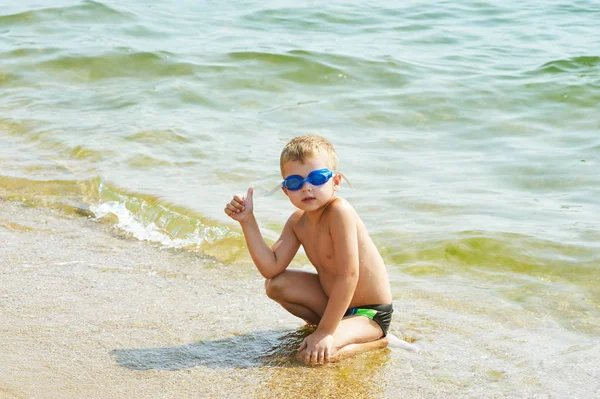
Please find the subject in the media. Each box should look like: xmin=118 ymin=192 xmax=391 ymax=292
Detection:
xmin=264 ymin=273 xmax=286 ymax=300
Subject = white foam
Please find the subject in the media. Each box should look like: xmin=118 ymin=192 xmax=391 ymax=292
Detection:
xmin=90 ymin=201 xmax=227 ymax=249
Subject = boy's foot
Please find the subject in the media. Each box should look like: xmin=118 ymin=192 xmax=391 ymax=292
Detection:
xmin=296 ymin=337 xmax=389 ymax=365
xmin=329 ymin=337 xmax=389 ymax=362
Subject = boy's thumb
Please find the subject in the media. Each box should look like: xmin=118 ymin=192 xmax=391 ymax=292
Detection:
xmin=245 ymin=187 xmax=254 ymax=202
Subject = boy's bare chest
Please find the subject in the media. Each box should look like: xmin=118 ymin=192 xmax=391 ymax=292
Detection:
xmin=295 ymin=223 xmax=335 ymax=268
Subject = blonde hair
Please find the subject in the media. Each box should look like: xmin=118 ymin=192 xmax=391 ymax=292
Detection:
xmin=280 ymin=135 xmax=339 ymax=176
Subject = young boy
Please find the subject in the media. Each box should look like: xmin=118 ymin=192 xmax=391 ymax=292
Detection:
xmin=224 ymin=135 xmax=393 ymax=365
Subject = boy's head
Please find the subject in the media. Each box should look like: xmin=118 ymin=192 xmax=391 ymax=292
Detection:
xmin=280 ymin=135 xmax=338 ymax=177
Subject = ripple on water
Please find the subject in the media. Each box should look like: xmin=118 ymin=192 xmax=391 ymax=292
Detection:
xmin=33 ymin=51 xmax=200 ymax=81
xmin=0 ymin=0 xmax=134 ymax=26
xmin=537 ymin=56 xmax=600 ymax=74
xmin=125 ymin=129 xmax=193 ymax=145
xmin=240 ymin=6 xmax=384 ymax=32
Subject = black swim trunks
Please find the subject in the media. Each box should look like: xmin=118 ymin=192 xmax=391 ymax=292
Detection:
xmin=343 ymin=303 xmax=394 ymax=336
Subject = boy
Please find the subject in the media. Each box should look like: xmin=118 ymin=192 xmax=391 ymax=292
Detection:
xmin=224 ymin=135 xmax=393 ymax=365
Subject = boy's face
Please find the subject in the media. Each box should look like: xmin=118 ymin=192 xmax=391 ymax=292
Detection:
xmin=281 ymin=153 xmax=342 ymax=212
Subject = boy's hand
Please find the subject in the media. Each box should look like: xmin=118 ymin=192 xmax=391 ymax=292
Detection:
xmin=298 ymin=331 xmax=335 ymax=365
xmin=224 ymin=187 xmax=254 ymax=222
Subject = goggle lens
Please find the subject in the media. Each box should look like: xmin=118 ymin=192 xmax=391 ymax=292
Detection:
xmin=283 ymin=169 xmax=333 ymax=191
xmin=284 ymin=176 xmax=304 ymax=189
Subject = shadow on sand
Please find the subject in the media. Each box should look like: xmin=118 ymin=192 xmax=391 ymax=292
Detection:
xmin=110 ymin=327 xmax=312 ymax=370
xmin=111 ymin=326 xmax=392 ymax=398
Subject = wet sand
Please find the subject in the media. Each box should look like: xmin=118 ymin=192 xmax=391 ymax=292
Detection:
xmin=0 ymin=200 xmax=400 ymax=399
xmin=1 ymin=200 xmax=598 ymax=398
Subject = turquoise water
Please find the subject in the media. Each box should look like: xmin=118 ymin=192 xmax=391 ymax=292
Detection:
xmin=1 ymin=0 xmax=599 ymax=355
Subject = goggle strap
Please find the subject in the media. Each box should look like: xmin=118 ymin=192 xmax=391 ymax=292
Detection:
xmin=263 ymin=171 xmax=352 ymax=197
xmin=264 ymin=184 xmax=282 ymax=197
xmin=336 ymin=171 xmax=353 ymax=189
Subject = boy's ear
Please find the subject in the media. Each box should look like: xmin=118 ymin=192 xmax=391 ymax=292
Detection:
xmin=333 ymin=174 xmax=342 ymax=190
xmin=281 ymin=186 xmax=289 ymax=196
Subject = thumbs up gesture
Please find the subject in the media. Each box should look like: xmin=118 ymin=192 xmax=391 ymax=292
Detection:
xmin=224 ymin=187 xmax=254 ymax=222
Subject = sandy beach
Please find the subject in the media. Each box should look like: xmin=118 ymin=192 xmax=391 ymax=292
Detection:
xmin=0 ymin=200 xmax=402 ymax=399
xmin=1 ymin=199 xmax=598 ymax=399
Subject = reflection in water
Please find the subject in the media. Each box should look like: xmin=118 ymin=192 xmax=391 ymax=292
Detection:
xmin=257 ymin=350 xmax=390 ymax=399
xmin=111 ymin=326 xmax=390 ymax=398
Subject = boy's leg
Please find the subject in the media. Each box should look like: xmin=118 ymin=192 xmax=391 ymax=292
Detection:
xmin=265 ymin=270 xmax=328 ymax=325
xmin=266 ymin=270 xmax=388 ymax=362
xmin=296 ymin=316 xmax=387 ymax=364
xmin=296 ymin=317 xmax=387 ymax=364
xmin=329 ymin=316 xmax=387 ymax=361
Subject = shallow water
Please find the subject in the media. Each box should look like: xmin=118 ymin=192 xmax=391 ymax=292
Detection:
xmin=1 ymin=0 xmax=599 ymax=395
xmin=2 ymin=200 xmax=596 ymax=398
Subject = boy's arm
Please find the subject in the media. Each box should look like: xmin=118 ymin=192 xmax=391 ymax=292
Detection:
xmin=315 ymin=201 xmax=359 ymax=336
xmin=226 ymin=187 xmax=300 ymax=278
xmin=298 ymin=200 xmax=359 ymax=363
xmin=240 ymin=210 xmax=301 ymax=279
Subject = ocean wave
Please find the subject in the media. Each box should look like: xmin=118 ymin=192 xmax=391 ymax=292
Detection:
xmin=227 ymin=50 xmax=342 ymax=74
xmin=0 ymin=0 xmax=133 ymax=25
xmin=240 ymin=6 xmax=383 ymax=31
xmin=89 ymin=182 xmax=247 ymax=262
xmin=536 ymin=56 xmax=600 ymax=74
xmin=125 ymin=154 xmax=199 ymax=169
xmin=224 ymin=49 xmax=416 ymax=87
xmin=34 ymin=50 xmax=199 ymax=81
xmin=125 ymin=129 xmax=193 ymax=144
xmin=2 ymin=125 xmax=116 ymax=162
xmin=90 ymin=200 xmax=226 ymax=250
xmin=0 ymin=174 xmax=248 ymax=263
xmin=382 ymin=231 xmax=599 ymax=285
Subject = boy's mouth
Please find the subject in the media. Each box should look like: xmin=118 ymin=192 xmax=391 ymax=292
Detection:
xmin=302 ymin=196 xmax=316 ymax=203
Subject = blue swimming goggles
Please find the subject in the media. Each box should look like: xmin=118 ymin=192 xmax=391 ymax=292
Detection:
xmin=283 ymin=168 xmax=333 ymax=191
xmin=265 ymin=168 xmax=352 ymax=196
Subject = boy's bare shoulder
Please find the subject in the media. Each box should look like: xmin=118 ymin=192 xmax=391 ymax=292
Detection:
xmin=287 ymin=209 xmax=305 ymax=224
xmin=327 ymin=197 xmax=357 ymax=217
